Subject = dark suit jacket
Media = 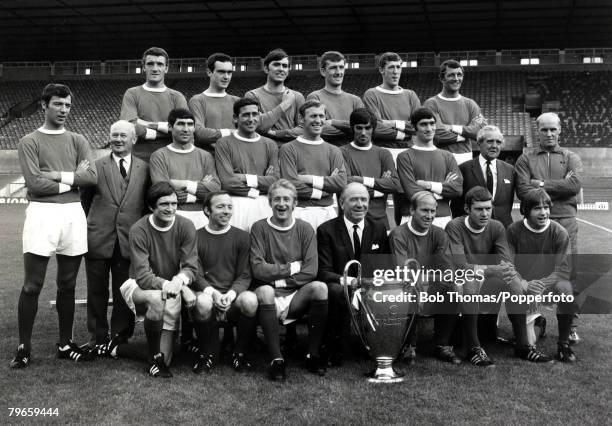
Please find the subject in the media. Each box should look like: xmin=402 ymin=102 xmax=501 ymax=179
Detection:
xmin=451 ymin=157 xmax=516 ymax=228
xmin=81 ymin=154 xmax=150 ymax=259
xmin=317 ymin=216 xmax=390 ymax=283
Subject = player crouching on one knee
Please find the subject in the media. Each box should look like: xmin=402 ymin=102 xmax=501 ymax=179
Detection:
xmin=502 ymin=188 xmax=576 ymax=363
xmin=251 ymin=179 xmax=329 ymax=381
xmin=189 ymin=191 xmax=258 ymax=374
xmin=108 ymin=182 xmax=198 ymax=378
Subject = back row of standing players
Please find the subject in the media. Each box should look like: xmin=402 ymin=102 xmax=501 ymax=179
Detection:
xmin=12 ymin=46 xmax=583 ymax=379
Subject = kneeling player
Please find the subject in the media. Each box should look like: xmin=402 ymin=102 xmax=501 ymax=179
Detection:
xmin=110 ymin=182 xmax=198 ymax=377
xmin=503 ymin=188 xmax=575 ymax=362
xmin=190 ymin=191 xmax=258 ymax=373
xmin=251 ymin=179 xmax=328 ymax=381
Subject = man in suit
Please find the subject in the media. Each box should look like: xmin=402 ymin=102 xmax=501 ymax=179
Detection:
xmin=81 ymin=120 xmax=150 ymax=354
xmin=451 ymin=125 xmax=516 ymax=229
xmin=317 ymin=182 xmax=390 ymax=364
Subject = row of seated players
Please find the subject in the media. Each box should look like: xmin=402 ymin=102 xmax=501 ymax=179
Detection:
xmin=121 ymin=47 xmax=486 ymax=169
xmin=92 ymin=180 xmax=576 ymax=381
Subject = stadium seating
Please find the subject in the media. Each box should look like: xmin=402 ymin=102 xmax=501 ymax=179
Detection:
xmin=0 ymin=69 xmax=610 ymax=149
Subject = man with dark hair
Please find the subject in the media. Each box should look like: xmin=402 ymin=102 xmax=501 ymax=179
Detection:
xmin=317 ymin=182 xmax=390 ymax=364
xmin=363 ymin=52 xmax=421 ymax=155
xmin=251 ymin=179 xmax=329 ymax=381
xmin=445 ymin=186 xmax=516 ymax=367
xmin=120 ymin=47 xmax=188 ymax=161
xmin=389 ymin=191 xmax=458 ymax=365
xmin=190 ymin=191 xmax=258 ymax=373
xmin=423 ymin=59 xmax=487 ymax=165
xmin=11 ymin=83 xmax=97 ymax=369
xmin=215 ymin=97 xmax=279 ymax=231
xmin=451 ymin=125 xmax=516 ymax=228
xmin=515 ymin=112 xmax=583 ymax=343
xmin=279 ymin=100 xmax=347 ymax=230
xmin=188 ymin=52 xmax=239 ymax=152
xmin=149 ymin=108 xmax=221 ymax=230
xmin=245 ymin=48 xmax=305 ymax=144
xmin=113 ymin=181 xmax=198 ymax=377
xmin=340 ymin=108 xmax=400 ymax=228
xmin=81 ymin=120 xmax=149 ymax=355
xmin=503 ymin=188 xmax=575 ymax=362
xmin=396 ymin=107 xmax=462 ymax=229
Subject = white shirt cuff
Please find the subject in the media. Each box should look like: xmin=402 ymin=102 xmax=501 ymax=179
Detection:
xmin=290 ymin=261 xmax=301 ymax=275
xmin=311 ymin=188 xmax=323 ymax=200
xmin=185 ymin=181 xmax=198 ymax=195
xmin=373 ymin=190 xmax=384 ymax=198
xmin=430 ymin=182 xmax=443 ymax=195
xmin=176 ymin=273 xmax=190 ymax=286
xmin=58 ymin=183 xmax=72 ymax=193
xmin=220 ymin=129 xmax=232 ymax=137
xmin=274 ymin=279 xmax=287 ymax=288
xmin=457 ymin=135 xmax=466 ymax=142
xmin=245 ymin=174 xmax=258 ymax=188
xmin=312 ymin=176 xmax=324 ymax=190
xmin=157 ymin=122 xmax=169 ymax=134
xmin=451 ymin=125 xmax=463 ymax=135
xmin=396 ymin=131 xmax=406 ymax=141
xmin=145 ymin=128 xmax=157 ymax=140
xmin=394 ymin=120 xmax=406 ymax=131
xmin=186 ymin=194 xmax=197 ymax=203
xmin=247 ymin=188 xmax=260 ymax=198
xmin=363 ymin=177 xmax=375 ymax=188
xmin=60 ymin=172 xmax=74 ymax=186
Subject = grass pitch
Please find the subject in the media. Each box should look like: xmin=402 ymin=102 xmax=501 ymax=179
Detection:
xmin=1 ymin=204 xmax=611 ymax=425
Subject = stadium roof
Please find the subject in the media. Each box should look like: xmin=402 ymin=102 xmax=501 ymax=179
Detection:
xmin=1 ymin=0 xmax=611 ymax=62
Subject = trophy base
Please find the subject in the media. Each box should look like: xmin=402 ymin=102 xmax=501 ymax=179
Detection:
xmin=366 ymin=366 xmax=405 ymax=383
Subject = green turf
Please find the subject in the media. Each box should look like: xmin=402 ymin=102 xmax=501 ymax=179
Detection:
xmin=1 ymin=204 xmax=611 ymax=425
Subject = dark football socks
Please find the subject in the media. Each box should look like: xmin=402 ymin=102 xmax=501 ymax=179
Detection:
xmin=236 ymin=313 xmax=256 ymax=355
xmin=462 ymin=314 xmax=481 ymax=349
xmin=307 ymin=300 xmax=328 ymax=357
xmin=258 ymin=304 xmax=282 ymax=360
xmin=17 ymin=290 xmax=38 ymax=352
xmin=557 ymin=313 xmax=573 ymax=344
xmin=508 ymin=314 xmax=528 ymax=346
xmin=434 ymin=315 xmax=458 ymax=346
xmin=144 ymin=318 xmax=163 ymax=360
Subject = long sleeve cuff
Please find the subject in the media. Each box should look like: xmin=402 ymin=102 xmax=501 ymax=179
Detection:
xmin=157 ymin=122 xmax=169 ymax=134
xmin=312 ymin=176 xmax=324 ymax=190
xmin=363 ymin=177 xmax=375 ymax=188
xmin=374 ymin=190 xmax=384 ymax=198
xmin=395 ymin=120 xmax=406 ymax=131
xmin=311 ymin=188 xmax=323 ymax=200
xmin=245 ymin=174 xmax=258 ymax=188
xmin=451 ymin=125 xmax=463 ymax=135
xmin=145 ymin=128 xmax=157 ymax=140
xmin=430 ymin=182 xmax=443 ymax=195
xmin=60 ymin=172 xmax=74 ymax=186
xmin=186 ymin=194 xmax=197 ymax=203
xmin=457 ymin=135 xmax=466 ymax=142
xmin=396 ymin=131 xmax=406 ymax=140
xmin=274 ymin=279 xmax=287 ymax=288
xmin=220 ymin=129 xmax=232 ymax=137
xmin=290 ymin=261 xmax=301 ymax=275
xmin=58 ymin=183 xmax=72 ymax=193
xmin=185 ymin=181 xmax=198 ymax=195
xmin=247 ymin=188 xmax=260 ymax=198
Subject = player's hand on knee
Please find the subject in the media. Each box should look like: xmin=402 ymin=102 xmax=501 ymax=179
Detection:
xmin=526 ymin=280 xmax=545 ymax=295
xmin=163 ymin=277 xmax=182 ymax=298
xmin=181 ymin=286 xmax=196 ymax=309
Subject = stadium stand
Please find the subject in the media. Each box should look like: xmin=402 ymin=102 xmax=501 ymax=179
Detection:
xmin=0 ymin=69 xmax=610 ymax=150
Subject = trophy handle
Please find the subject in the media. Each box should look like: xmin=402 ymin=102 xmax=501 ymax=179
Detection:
xmin=342 ymin=260 xmax=370 ymax=351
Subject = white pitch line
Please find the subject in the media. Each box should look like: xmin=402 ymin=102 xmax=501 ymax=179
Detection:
xmin=577 ymin=217 xmax=612 ymax=235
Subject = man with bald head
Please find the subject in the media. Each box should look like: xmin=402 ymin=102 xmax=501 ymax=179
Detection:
xmin=317 ymin=182 xmax=390 ymax=364
xmin=515 ymin=112 xmax=583 ymax=342
xmin=81 ymin=120 xmax=150 ymax=353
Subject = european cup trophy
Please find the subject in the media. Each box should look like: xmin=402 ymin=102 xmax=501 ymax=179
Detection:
xmin=343 ymin=259 xmax=420 ymax=383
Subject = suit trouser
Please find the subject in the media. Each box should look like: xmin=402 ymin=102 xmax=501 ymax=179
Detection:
xmin=86 ymin=241 xmax=135 ymax=344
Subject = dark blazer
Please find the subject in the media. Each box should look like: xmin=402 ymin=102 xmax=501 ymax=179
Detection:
xmin=317 ymin=215 xmax=390 ymax=283
xmin=451 ymin=157 xmax=516 ymax=228
xmin=81 ymin=154 xmax=150 ymax=259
